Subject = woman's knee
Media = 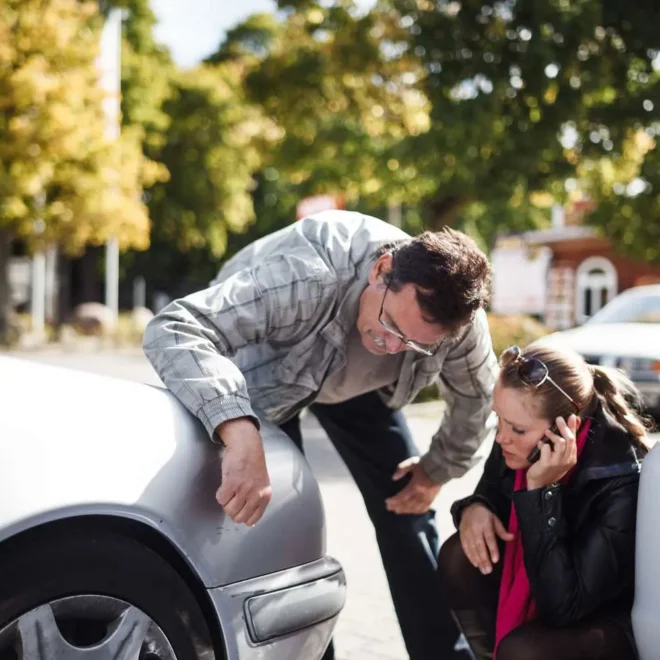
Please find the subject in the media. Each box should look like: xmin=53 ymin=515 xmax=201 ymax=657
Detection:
xmin=496 ymin=627 xmax=545 ymax=660
xmin=438 ymin=533 xmax=463 ymax=574
xmin=497 ymin=616 xmax=637 ymax=660
xmin=438 ymin=533 xmax=471 ymax=597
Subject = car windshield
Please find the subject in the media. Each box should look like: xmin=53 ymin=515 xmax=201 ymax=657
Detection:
xmin=588 ymin=289 xmax=660 ymax=324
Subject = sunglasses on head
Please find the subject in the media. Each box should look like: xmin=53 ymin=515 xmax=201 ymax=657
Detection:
xmin=499 ymin=345 xmax=581 ymax=414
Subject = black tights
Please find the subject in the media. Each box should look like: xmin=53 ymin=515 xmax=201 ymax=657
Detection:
xmin=438 ymin=533 xmax=637 ymax=660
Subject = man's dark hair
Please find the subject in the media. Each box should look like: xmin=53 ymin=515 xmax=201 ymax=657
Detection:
xmin=380 ymin=227 xmax=491 ymax=333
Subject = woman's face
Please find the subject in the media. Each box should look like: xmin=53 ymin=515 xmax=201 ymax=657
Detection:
xmin=492 ymin=381 xmax=553 ymax=470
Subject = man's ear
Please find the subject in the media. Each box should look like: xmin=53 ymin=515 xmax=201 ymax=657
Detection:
xmin=368 ymin=253 xmax=393 ymax=285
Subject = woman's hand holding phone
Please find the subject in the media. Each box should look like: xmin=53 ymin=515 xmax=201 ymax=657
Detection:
xmin=459 ymin=503 xmax=515 ymax=575
xmin=526 ymin=414 xmax=581 ymax=491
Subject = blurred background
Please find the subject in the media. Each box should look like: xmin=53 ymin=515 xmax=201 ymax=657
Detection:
xmin=1 ymin=0 xmax=659 ymax=351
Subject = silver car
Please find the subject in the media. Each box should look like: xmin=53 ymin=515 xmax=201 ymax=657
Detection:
xmin=539 ymin=285 xmax=660 ymax=416
xmin=0 ymin=355 xmax=345 ymax=660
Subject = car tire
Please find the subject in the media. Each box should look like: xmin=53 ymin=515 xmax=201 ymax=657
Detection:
xmin=0 ymin=526 xmax=217 ymax=660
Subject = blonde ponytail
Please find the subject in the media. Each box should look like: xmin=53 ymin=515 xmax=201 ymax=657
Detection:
xmin=590 ymin=365 xmax=654 ymax=448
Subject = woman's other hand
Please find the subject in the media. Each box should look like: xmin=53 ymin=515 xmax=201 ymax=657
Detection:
xmin=459 ymin=503 xmax=514 ymax=574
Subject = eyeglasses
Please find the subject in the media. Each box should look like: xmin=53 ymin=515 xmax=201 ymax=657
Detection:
xmin=377 ymin=283 xmax=444 ymax=357
xmin=499 ymin=345 xmax=580 ymax=413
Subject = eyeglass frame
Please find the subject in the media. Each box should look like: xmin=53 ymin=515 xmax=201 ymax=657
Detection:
xmin=499 ymin=345 xmax=581 ymax=414
xmin=377 ymin=282 xmax=444 ymax=357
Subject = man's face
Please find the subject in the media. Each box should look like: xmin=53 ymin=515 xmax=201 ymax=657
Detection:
xmin=356 ymin=255 xmax=447 ymax=356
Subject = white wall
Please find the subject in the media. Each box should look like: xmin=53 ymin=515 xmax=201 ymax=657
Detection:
xmin=491 ymin=245 xmax=553 ymax=316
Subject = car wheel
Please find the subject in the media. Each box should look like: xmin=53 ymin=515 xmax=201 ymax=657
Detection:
xmin=0 ymin=527 xmax=217 ymax=660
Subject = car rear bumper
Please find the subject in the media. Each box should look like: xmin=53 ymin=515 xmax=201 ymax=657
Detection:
xmin=208 ymin=556 xmax=346 ymax=660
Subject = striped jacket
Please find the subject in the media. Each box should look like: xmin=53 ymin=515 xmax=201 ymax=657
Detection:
xmin=143 ymin=210 xmax=498 ymax=483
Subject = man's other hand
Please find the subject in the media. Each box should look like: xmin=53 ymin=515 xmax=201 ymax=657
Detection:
xmin=385 ymin=457 xmax=441 ymax=515
xmin=215 ymin=418 xmax=273 ymax=526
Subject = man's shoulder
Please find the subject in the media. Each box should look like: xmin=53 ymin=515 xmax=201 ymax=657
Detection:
xmin=301 ymin=210 xmax=411 ymax=248
xmin=215 ymin=210 xmax=410 ymax=285
xmin=298 ymin=210 xmax=410 ymax=274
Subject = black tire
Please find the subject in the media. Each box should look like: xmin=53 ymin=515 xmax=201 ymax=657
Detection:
xmin=0 ymin=526 xmax=216 ymax=660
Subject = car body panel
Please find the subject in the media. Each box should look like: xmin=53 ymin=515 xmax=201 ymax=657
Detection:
xmin=540 ymin=323 xmax=660 ymax=361
xmin=538 ymin=287 xmax=660 ymax=412
xmin=632 ymin=443 xmax=660 ymax=660
xmin=211 ymin=557 xmax=345 ymax=659
xmin=0 ymin=355 xmax=326 ymax=588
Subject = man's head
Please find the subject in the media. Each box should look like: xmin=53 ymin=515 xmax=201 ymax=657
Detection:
xmin=357 ymin=227 xmax=491 ymax=356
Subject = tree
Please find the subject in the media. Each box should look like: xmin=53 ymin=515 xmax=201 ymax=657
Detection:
xmin=0 ymin=0 xmax=157 ymax=341
xmin=386 ymin=0 xmax=660 ymax=256
xmin=579 ymin=128 xmax=660 ymax=262
xmin=211 ymin=3 xmax=432 ymax=209
xmin=115 ymin=0 xmax=173 ymax=155
xmin=131 ymin=61 xmax=280 ymax=292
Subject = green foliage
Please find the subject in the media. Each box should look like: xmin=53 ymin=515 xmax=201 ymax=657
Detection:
xmin=148 ymin=63 xmax=277 ymax=257
xmin=115 ymin=0 xmax=173 ymax=152
xmin=386 ymin=0 xmax=660 ymax=253
xmin=0 ymin=0 xmax=153 ymax=254
xmin=487 ymin=313 xmax=550 ymax=359
xmin=213 ymin=2 xmax=432 ymax=208
xmin=579 ymin=129 xmax=660 ymax=262
xmin=125 ymin=61 xmax=280 ymax=289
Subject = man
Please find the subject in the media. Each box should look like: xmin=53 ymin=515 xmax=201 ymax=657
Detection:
xmin=143 ymin=209 xmax=497 ymax=659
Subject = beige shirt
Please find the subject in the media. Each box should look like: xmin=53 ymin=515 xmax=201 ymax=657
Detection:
xmin=315 ymin=320 xmax=404 ymax=405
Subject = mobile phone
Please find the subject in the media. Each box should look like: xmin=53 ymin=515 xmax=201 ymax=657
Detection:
xmin=526 ymin=425 xmax=558 ymax=464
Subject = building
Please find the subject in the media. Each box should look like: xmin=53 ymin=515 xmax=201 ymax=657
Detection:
xmin=491 ymin=204 xmax=660 ymax=330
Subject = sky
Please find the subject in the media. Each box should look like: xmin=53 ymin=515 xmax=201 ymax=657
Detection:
xmin=150 ymin=0 xmax=374 ymax=68
xmin=150 ymin=0 xmax=277 ymax=68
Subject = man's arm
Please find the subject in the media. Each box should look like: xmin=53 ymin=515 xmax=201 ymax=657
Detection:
xmin=143 ymin=254 xmax=330 ymax=439
xmin=419 ymin=308 xmax=498 ymax=485
xmin=143 ymin=254 xmax=332 ymax=525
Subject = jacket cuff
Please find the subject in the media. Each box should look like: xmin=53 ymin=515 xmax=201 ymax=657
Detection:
xmin=450 ymin=494 xmax=496 ymax=529
xmin=513 ymin=484 xmax=565 ymax=537
xmin=420 ymin=452 xmax=452 ymax=485
xmin=197 ymin=395 xmax=260 ymax=442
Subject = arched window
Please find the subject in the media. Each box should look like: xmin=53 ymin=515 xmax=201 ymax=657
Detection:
xmin=575 ymin=256 xmax=618 ymax=324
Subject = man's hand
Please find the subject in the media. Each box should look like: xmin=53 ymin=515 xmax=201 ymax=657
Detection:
xmin=385 ymin=457 xmax=441 ymax=515
xmin=215 ymin=418 xmax=273 ymax=527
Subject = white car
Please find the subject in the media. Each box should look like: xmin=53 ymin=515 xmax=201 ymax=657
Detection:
xmin=539 ymin=285 xmax=660 ymax=415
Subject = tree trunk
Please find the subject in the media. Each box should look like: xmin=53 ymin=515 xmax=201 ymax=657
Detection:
xmin=0 ymin=229 xmax=14 ymax=344
xmin=57 ymin=255 xmax=72 ymax=326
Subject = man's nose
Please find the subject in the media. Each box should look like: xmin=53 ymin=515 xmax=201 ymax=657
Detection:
xmin=385 ymin=333 xmax=405 ymax=354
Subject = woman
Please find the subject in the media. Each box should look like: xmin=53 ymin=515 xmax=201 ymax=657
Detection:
xmin=439 ymin=343 xmax=653 ymax=660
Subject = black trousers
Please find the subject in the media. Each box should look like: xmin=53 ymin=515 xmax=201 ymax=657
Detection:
xmin=438 ymin=532 xmax=638 ymax=660
xmin=280 ymin=391 xmax=462 ymax=660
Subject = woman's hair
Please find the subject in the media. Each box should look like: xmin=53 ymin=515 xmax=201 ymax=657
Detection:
xmin=499 ymin=342 xmax=654 ymax=448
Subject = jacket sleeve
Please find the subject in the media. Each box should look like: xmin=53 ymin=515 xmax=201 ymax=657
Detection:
xmin=513 ymin=475 xmax=639 ymax=626
xmin=143 ymin=254 xmax=333 ymax=439
xmin=450 ymin=442 xmax=512 ymax=529
xmin=420 ymin=308 xmax=498 ymax=484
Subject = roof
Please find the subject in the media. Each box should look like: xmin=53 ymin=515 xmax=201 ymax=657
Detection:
xmin=519 ymin=225 xmax=599 ymax=244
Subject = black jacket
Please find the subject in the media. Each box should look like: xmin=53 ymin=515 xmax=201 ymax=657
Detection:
xmin=451 ymin=402 xmax=646 ymax=635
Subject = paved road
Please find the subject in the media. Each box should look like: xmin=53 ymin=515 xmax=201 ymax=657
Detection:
xmin=7 ymin=347 xmax=657 ymax=659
